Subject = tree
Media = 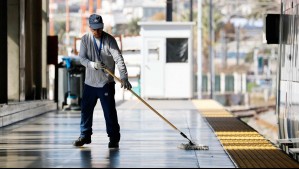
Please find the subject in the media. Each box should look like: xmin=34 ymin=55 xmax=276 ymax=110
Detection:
xmin=150 ymin=12 xmax=166 ymax=21
xmin=247 ymin=0 xmax=280 ymax=19
xmin=126 ymin=18 xmax=141 ymax=36
xmin=178 ymin=0 xmax=223 ymax=72
xmin=201 ymin=0 xmax=224 ymax=72
xmin=112 ymin=18 xmax=141 ymax=36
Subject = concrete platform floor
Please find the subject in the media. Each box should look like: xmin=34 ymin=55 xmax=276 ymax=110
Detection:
xmin=0 ymin=100 xmax=236 ymax=168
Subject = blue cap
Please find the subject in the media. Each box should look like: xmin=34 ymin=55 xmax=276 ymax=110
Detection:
xmin=89 ymin=14 xmax=104 ymax=29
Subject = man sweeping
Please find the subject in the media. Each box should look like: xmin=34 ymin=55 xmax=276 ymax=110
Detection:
xmin=73 ymin=14 xmax=132 ymax=148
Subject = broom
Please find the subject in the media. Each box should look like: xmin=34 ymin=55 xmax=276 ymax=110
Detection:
xmin=103 ymin=67 xmax=209 ymax=150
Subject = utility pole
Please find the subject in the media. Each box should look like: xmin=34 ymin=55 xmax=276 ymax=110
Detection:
xmin=49 ymin=0 xmax=55 ymax=35
xmin=197 ymin=0 xmax=202 ymax=99
xmin=221 ymin=30 xmax=227 ymax=69
xmin=81 ymin=0 xmax=87 ymax=35
xmin=236 ymin=0 xmax=240 ymax=65
xmin=89 ymin=0 xmax=94 ymax=14
xmin=166 ymin=0 xmax=172 ymax=21
xmin=209 ymin=0 xmax=215 ymax=99
xmin=97 ymin=0 xmax=101 ymax=13
xmin=190 ymin=0 xmax=193 ymax=21
xmin=236 ymin=26 xmax=240 ymax=65
xmin=66 ymin=0 xmax=70 ymax=45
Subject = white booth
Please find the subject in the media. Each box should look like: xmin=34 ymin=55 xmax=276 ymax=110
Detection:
xmin=138 ymin=22 xmax=195 ymax=99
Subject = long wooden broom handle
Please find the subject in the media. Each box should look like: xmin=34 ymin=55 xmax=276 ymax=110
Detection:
xmin=103 ymin=68 xmax=179 ymax=132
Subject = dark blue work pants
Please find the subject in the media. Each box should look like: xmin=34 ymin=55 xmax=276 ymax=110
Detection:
xmin=80 ymin=82 xmax=120 ymax=143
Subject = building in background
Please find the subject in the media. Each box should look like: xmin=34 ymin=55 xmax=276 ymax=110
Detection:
xmin=49 ymin=0 xmax=166 ymax=56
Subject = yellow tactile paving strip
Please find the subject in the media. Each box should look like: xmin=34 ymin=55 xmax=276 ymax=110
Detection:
xmin=192 ymin=99 xmax=299 ymax=168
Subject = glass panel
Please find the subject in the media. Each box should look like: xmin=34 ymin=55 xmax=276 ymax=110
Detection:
xmin=215 ymin=75 xmax=221 ymax=92
xmin=147 ymin=40 xmax=160 ymax=62
xmin=225 ymin=75 xmax=234 ymax=92
xmin=166 ymin=38 xmax=188 ymax=63
xmin=202 ymin=75 xmax=208 ymax=92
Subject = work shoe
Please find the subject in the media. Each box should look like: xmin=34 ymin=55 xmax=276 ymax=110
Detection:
xmin=73 ymin=137 xmax=91 ymax=147
xmin=108 ymin=142 xmax=119 ymax=149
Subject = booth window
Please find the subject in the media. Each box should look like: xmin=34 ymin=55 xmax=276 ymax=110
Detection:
xmin=147 ymin=40 xmax=160 ymax=62
xmin=166 ymin=38 xmax=188 ymax=63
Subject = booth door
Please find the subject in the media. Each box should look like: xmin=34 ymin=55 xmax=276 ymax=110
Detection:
xmin=165 ymin=38 xmax=192 ymax=98
xmin=143 ymin=38 xmax=165 ymax=98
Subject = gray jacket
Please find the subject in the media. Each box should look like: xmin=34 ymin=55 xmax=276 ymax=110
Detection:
xmin=79 ymin=31 xmax=128 ymax=88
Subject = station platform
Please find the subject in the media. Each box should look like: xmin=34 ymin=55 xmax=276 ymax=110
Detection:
xmin=0 ymin=100 xmax=298 ymax=168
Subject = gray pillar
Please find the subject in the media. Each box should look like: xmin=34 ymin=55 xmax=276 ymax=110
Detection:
xmin=25 ymin=1 xmax=33 ymax=100
xmin=25 ymin=0 xmax=43 ymax=100
xmin=20 ymin=0 xmax=26 ymax=101
xmin=42 ymin=0 xmax=49 ymax=99
xmin=7 ymin=0 xmax=20 ymax=101
xmin=32 ymin=0 xmax=42 ymax=100
xmin=0 ymin=0 xmax=8 ymax=104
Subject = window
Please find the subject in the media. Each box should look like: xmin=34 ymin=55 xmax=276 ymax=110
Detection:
xmin=202 ymin=75 xmax=208 ymax=92
xmin=147 ymin=40 xmax=160 ymax=62
xmin=215 ymin=75 xmax=221 ymax=92
xmin=225 ymin=75 xmax=234 ymax=92
xmin=166 ymin=38 xmax=188 ymax=63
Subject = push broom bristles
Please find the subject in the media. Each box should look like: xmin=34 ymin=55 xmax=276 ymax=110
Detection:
xmin=178 ymin=141 xmax=209 ymax=150
xmin=178 ymin=132 xmax=209 ymax=150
